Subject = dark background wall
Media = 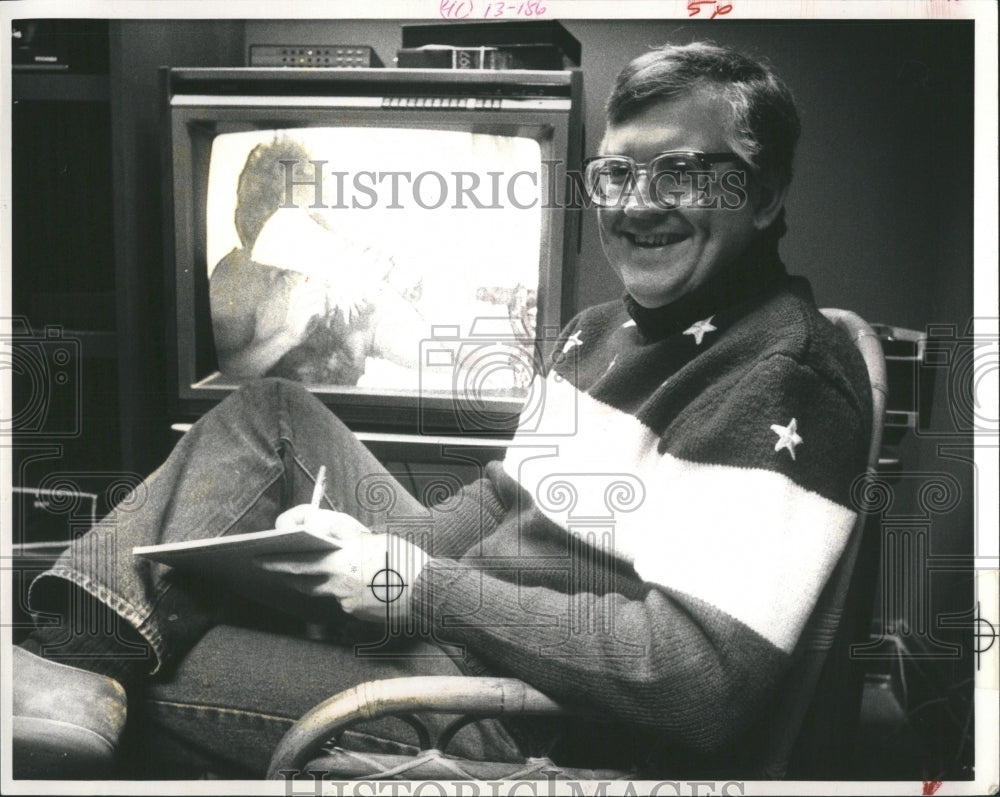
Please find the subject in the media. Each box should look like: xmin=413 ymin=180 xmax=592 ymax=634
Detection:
xmin=110 ymin=20 xmax=245 ymax=478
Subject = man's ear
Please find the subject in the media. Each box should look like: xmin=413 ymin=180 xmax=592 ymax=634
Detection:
xmin=752 ymin=179 xmax=789 ymax=231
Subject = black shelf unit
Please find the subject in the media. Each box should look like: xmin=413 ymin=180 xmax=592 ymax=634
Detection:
xmin=8 ymin=18 xmax=249 ymax=645
xmin=9 ymin=20 xmax=122 ymax=545
xmin=11 ymin=72 xmax=110 ymax=102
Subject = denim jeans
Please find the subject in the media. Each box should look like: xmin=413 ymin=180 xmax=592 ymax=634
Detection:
xmin=27 ymin=378 xmax=521 ymax=777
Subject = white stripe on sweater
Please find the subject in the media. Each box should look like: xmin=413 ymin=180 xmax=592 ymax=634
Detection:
xmin=503 ymin=374 xmax=855 ymax=654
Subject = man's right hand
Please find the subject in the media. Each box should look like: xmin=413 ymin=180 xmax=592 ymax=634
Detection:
xmin=260 ymin=506 xmax=429 ymax=623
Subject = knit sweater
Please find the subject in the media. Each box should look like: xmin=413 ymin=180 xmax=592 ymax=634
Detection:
xmin=410 ymin=242 xmax=872 ymax=772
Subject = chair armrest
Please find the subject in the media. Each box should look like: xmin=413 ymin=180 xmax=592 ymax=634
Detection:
xmin=267 ymin=676 xmax=567 ymax=779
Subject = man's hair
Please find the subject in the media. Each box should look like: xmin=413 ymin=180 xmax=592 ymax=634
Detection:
xmin=234 ymin=137 xmax=313 ymax=248
xmin=606 ymin=42 xmax=801 ymax=197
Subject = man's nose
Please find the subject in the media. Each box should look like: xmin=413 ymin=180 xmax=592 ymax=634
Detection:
xmin=621 ymin=172 xmax=669 ymax=216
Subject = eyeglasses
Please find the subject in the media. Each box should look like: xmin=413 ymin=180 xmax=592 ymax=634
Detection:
xmin=582 ymin=150 xmax=745 ymax=208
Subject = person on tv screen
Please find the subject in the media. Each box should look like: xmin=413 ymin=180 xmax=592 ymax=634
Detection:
xmin=210 ymin=137 xmax=426 ymax=385
xmin=13 ymin=42 xmax=871 ymax=779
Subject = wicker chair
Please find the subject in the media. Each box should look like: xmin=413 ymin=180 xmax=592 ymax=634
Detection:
xmin=266 ymin=309 xmax=888 ymax=782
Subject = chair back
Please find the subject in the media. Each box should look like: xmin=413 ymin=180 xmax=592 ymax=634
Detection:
xmin=758 ymin=308 xmax=887 ymax=778
xmin=821 ymin=308 xmax=888 ymax=468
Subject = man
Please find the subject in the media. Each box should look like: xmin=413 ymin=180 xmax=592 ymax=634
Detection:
xmin=12 ymin=42 xmax=871 ymax=778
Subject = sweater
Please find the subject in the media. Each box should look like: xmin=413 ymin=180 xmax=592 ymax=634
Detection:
xmin=410 ymin=241 xmax=872 ymax=773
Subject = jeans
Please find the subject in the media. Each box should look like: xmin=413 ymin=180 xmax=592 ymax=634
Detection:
xmin=27 ymin=378 xmax=521 ymax=777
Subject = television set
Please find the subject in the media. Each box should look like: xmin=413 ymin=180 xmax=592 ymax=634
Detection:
xmin=163 ymin=67 xmax=583 ymax=439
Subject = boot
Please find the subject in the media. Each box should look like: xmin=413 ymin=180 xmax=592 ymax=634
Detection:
xmin=12 ymin=646 xmax=128 ymax=779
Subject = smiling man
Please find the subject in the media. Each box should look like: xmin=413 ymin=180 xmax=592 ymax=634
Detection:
xmin=594 ymin=97 xmax=777 ymax=307
xmin=589 ymin=47 xmax=795 ymax=309
xmin=13 ymin=43 xmax=873 ymax=781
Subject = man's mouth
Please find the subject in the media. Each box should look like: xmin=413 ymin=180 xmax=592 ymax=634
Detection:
xmin=623 ymin=231 xmax=688 ymax=248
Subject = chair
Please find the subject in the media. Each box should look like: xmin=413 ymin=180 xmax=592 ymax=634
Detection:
xmin=781 ymin=308 xmax=888 ymax=778
xmin=267 ymin=309 xmax=888 ymax=781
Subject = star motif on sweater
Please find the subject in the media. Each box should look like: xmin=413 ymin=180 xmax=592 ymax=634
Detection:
xmin=683 ymin=316 xmax=717 ymax=345
xmin=562 ymin=331 xmax=583 ymax=354
xmin=770 ymin=418 xmax=803 ymax=460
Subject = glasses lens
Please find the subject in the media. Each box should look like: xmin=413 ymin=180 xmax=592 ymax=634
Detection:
xmin=587 ymin=158 xmax=632 ymax=205
xmin=648 ymin=154 xmax=701 ymax=207
xmin=653 ymin=153 xmax=701 ymax=174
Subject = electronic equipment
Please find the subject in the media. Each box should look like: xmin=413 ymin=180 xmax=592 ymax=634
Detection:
xmin=873 ymin=325 xmax=931 ymax=444
xmin=396 ymin=44 xmax=569 ymax=70
xmin=401 ymin=21 xmax=580 ymax=66
xmin=161 ymin=67 xmax=583 ymax=436
xmin=249 ymin=45 xmax=383 ymax=68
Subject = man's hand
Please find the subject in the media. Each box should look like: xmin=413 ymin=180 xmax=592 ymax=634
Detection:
xmin=256 ymin=506 xmax=430 ymax=623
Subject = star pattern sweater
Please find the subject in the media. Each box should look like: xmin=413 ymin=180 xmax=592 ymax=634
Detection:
xmin=410 ymin=242 xmax=872 ymax=772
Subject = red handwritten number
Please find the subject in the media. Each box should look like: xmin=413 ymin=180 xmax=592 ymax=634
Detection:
xmin=481 ymin=0 xmax=546 ymax=17
xmin=688 ymin=0 xmax=733 ymax=17
xmin=922 ymin=781 xmax=943 ymax=796
xmin=440 ymin=0 xmax=473 ymax=19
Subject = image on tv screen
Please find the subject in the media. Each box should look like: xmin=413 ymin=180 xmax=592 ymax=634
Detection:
xmin=204 ymin=127 xmax=544 ymax=400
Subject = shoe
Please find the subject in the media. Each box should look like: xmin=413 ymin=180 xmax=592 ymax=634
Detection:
xmin=12 ymin=646 xmax=128 ymax=779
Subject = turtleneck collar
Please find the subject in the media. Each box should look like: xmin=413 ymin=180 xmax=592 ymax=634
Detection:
xmin=623 ymin=234 xmax=788 ymax=341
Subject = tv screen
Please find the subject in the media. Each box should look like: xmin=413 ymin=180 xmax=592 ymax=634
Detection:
xmin=206 ymin=126 xmax=542 ymax=393
xmin=165 ymin=68 xmax=583 ymax=436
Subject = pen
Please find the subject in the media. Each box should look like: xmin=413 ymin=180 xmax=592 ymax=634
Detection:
xmin=310 ymin=466 xmax=327 ymax=510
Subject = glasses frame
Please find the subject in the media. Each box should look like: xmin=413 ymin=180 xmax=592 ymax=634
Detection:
xmin=582 ymin=150 xmax=746 ymax=209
